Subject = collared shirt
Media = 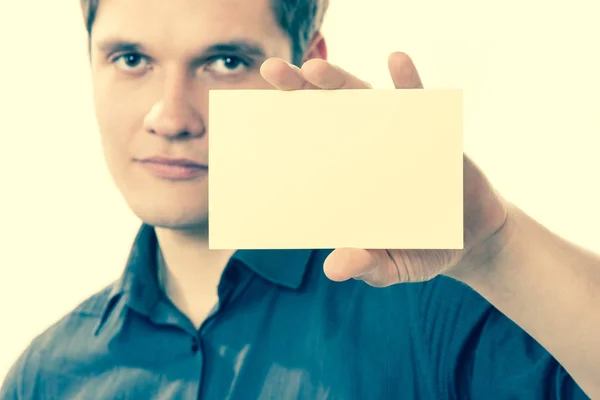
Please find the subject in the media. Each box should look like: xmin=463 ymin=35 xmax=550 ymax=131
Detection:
xmin=0 ymin=225 xmax=589 ymax=399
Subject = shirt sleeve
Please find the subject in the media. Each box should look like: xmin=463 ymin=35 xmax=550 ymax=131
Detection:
xmin=414 ymin=276 xmax=590 ymax=399
xmin=0 ymin=343 xmax=41 ymax=400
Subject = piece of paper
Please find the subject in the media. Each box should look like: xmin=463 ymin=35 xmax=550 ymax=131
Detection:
xmin=208 ymin=89 xmax=463 ymax=250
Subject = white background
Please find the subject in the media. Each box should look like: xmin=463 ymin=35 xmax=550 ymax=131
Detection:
xmin=0 ymin=0 xmax=599 ymax=381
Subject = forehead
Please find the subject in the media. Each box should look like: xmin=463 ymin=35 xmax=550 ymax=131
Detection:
xmin=91 ymin=0 xmax=290 ymax=55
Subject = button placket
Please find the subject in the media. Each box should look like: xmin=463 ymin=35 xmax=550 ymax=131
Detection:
xmin=191 ymin=336 xmax=200 ymax=354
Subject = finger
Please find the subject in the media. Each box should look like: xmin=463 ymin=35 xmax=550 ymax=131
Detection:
xmin=301 ymin=59 xmax=372 ymax=90
xmin=323 ymin=248 xmax=378 ymax=282
xmin=388 ymin=52 xmax=423 ymax=89
xmin=260 ymin=58 xmax=319 ymax=90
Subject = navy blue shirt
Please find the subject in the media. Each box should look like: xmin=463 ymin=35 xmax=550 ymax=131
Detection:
xmin=0 ymin=225 xmax=589 ymax=399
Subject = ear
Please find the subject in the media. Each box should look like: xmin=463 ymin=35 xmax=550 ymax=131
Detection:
xmin=302 ymin=32 xmax=328 ymax=63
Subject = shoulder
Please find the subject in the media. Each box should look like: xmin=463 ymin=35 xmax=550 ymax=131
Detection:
xmin=0 ymin=284 xmax=115 ymax=399
xmin=30 ymin=283 xmax=115 ymax=355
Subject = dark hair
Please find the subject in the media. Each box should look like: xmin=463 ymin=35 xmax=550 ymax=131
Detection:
xmin=79 ymin=0 xmax=329 ymax=66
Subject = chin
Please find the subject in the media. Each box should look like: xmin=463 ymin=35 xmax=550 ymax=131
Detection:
xmin=115 ymin=172 xmax=210 ymax=231
xmin=127 ymin=200 xmax=209 ymax=231
xmin=145 ymin=217 xmax=209 ymax=231
xmin=138 ymin=212 xmax=209 ymax=231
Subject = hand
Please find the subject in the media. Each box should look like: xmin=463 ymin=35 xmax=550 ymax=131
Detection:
xmin=260 ymin=53 xmax=510 ymax=286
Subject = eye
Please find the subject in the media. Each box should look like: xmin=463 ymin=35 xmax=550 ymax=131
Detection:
xmin=204 ymin=55 xmax=251 ymax=76
xmin=112 ymin=52 xmax=150 ymax=73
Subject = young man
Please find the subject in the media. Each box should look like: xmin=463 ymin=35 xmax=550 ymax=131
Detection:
xmin=1 ymin=0 xmax=599 ymax=398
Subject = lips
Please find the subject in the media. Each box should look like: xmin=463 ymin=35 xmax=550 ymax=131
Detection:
xmin=136 ymin=156 xmax=207 ymax=168
xmin=135 ymin=156 xmax=208 ymax=180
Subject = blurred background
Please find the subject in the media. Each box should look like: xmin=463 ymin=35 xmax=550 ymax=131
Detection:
xmin=0 ymin=0 xmax=599 ymax=380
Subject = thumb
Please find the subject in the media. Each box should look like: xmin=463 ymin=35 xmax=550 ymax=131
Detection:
xmin=388 ymin=52 xmax=423 ymax=89
xmin=323 ymin=248 xmax=378 ymax=282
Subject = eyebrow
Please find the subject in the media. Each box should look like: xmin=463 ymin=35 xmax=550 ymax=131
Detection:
xmin=95 ymin=38 xmax=268 ymax=59
xmin=96 ymin=40 xmax=143 ymax=54
xmin=206 ymin=41 xmax=267 ymax=57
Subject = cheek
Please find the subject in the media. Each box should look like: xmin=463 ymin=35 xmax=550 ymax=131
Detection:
xmin=227 ymin=73 xmax=276 ymax=90
xmin=93 ymin=81 xmax=149 ymax=156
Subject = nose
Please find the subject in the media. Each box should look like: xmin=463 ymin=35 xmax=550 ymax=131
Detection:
xmin=143 ymin=72 xmax=206 ymax=139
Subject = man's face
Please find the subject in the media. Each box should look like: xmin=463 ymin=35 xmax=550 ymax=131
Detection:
xmin=90 ymin=0 xmax=292 ymax=230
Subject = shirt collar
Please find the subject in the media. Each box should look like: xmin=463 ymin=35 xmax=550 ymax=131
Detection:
xmin=95 ymin=224 xmax=160 ymax=335
xmin=95 ymin=224 xmax=315 ymax=334
xmin=231 ymin=248 xmax=314 ymax=289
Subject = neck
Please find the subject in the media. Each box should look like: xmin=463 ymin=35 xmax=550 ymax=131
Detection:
xmin=154 ymin=225 xmax=235 ymax=329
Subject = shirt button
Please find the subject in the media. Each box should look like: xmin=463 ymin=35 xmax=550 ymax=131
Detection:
xmin=191 ymin=337 xmax=199 ymax=354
